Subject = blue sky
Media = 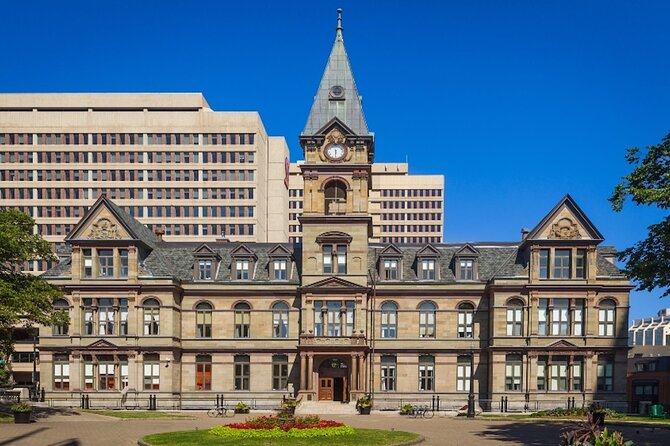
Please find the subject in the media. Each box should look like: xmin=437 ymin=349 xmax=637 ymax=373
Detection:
xmin=1 ymin=1 xmax=669 ymax=320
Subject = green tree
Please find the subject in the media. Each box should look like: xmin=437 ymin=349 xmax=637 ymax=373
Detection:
xmin=610 ymin=131 xmax=670 ymax=297
xmin=0 ymin=209 xmax=66 ymax=362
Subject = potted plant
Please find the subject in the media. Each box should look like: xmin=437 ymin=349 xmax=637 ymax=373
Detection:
xmin=280 ymin=397 xmax=299 ymax=415
xmin=11 ymin=402 xmax=33 ymax=424
xmin=356 ymin=394 xmax=372 ymax=415
xmin=400 ymin=403 xmax=416 ymax=415
xmin=588 ymin=403 xmax=606 ymax=427
xmin=234 ymin=402 xmax=251 ymax=414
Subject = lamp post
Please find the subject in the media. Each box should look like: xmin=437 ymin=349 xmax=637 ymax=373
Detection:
xmin=32 ymin=332 xmax=37 ymax=401
xmin=467 ymin=343 xmax=475 ymax=418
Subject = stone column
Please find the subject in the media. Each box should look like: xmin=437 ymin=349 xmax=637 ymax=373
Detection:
xmin=299 ymin=353 xmax=307 ymax=391
xmin=307 ymin=354 xmax=314 ymax=390
xmin=359 ymin=354 xmax=366 ymax=392
xmin=351 ymin=354 xmax=358 ymax=391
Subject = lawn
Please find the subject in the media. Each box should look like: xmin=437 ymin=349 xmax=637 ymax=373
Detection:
xmin=86 ymin=410 xmax=192 ymax=419
xmin=142 ymin=428 xmax=421 ymax=446
xmin=481 ymin=413 xmax=670 ymax=425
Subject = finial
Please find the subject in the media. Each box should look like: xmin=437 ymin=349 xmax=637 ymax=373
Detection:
xmin=336 ymin=8 xmax=343 ymax=41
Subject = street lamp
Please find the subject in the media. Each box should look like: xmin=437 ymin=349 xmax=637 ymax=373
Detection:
xmin=467 ymin=343 xmax=475 ymax=418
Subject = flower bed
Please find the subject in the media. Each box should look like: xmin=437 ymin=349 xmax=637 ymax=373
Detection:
xmin=209 ymin=415 xmax=354 ymax=439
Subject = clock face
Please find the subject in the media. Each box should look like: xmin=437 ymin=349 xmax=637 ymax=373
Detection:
xmin=326 ymin=143 xmax=346 ymax=160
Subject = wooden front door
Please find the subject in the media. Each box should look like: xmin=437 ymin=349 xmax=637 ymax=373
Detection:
xmin=319 ymin=377 xmax=334 ymax=400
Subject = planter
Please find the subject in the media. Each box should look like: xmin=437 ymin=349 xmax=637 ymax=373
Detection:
xmin=235 ymin=409 xmax=250 ymax=414
xmin=358 ymin=407 xmax=371 ymax=415
xmin=13 ymin=411 xmax=31 ymax=424
xmin=592 ymin=412 xmax=605 ymax=427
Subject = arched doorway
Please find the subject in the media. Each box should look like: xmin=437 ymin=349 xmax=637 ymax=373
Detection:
xmin=317 ymin=357 xmax=349 ymax=402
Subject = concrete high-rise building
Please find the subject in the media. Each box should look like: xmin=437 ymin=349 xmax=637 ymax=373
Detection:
xmin=0 ymin=93 xmax=290 ymax=272
xmin=289 ymin=162 xmax=444 ymax=244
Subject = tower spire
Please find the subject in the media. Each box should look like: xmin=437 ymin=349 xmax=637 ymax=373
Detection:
xmin=336 ymin=8 xmax=343 ymax=41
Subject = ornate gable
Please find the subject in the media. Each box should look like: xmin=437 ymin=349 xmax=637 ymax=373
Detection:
xmin=379 ymin=244 xmax=402 ymax=257
xmin=87 ymin=339 xmax=118 ymax=349
xmin=302 ymin=276 xmax=369 ymax=292
xmin=268 ymin=244 xmax=292 ymax=258
xmin=525 ymin=194 xmax=604 ymax=243
xmin=66 ymin=196 xmax=134 ymax=242
xmin=416 ymin=244 xmax=440 ymax=257
xmin=193 ymin=243 xmax=220 ymax=259
xmin=456 ymin=244 xmax=480 ymax=257
xmin=546 ymin=339 xmax=578 ymax=349
xmin=231 ymin=244 xmax=257 ymax=259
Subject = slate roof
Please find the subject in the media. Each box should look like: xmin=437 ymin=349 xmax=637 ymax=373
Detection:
xmin=103 ymin=198 xmax=161 ymax=248
xmin=302 ymin=10 xmax=369 ymax=136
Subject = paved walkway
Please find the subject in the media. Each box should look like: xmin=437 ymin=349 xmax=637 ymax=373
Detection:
xmin=0 ymin=409 xmax=667 ymax=446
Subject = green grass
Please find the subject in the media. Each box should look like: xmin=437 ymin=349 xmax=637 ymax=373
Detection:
xmin=0 ymin=412 xmax=13 ymax=422
xmin=481 ymin=413 xmax=670 ymax=424
xmin=86 ymin=410 xmax=192 ymax=419
xmin=143 ymin=428 xmax=421 ymax=446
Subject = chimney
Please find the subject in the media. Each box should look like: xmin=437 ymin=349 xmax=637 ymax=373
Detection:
xmin=154 ymin=227 xmax=165 ymax=241
xmin=521 ymin=228 xmax=530 ymax=240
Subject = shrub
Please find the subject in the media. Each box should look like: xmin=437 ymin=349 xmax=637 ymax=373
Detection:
xmin=531 ymin=407 xmax=624 ymax=419
xmin=234 ymin=402 xmax=251 ymax=412
xmin=209 ymin=424 xmax=355 ymax=439
xmin=562 ymin=425 xmax=633 ymax=446
xmin=400 ymin=404 xmax=416 ymax=414
xmin=11 ymin=402 xmax=33 ymax=413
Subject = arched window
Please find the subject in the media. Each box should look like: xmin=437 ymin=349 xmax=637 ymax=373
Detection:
xmin=381 ymin=302 xmax=398 ymax=338
xmin=143 ymin=298 xmax=160 ymax=335
xmin=235 ymin=302 xmax=251 ymax=338
xmin=324 ymin=180 xmax=347 ymax=215
xmin=506 ymin=299 xmax=524 ymax=336
xmin=419 ymin=302 xmax=436 ymax=338
xmin=196 ymin=302 xmax=213 ymax=338
xmin=53 ymin=299 xmax=70 ymax=335
xmin=272 ymin=302 xmax=289 ymax=338
xmin=457 ymin=302 xmax=474 ymax=338
xmin=598 ymin=299 xmax=616 ymax=336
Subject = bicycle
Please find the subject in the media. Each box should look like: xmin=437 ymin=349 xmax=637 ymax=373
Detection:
xmin=410 ymin=404 xmax=434 ymax=419
xmin=207 ymin=406 xmax=235 ymax=417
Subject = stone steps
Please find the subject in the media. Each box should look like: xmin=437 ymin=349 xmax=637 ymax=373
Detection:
xmin=296 ymin=400 xmax=358 ymax=415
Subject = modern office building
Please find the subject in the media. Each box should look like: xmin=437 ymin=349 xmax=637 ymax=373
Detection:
xmin=22 ymin=10 xmax=631 ymax=412
xmin=288 ymin=162 xmax=444 ymax=244
xmin=627 ymin=308 xmax=670 ymax=413
xmin=0 ymin=93 xmax=290 ymax=272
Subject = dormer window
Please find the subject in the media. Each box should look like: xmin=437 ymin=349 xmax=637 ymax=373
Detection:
xmin=230 ymin=245 xmax=257 ymax=281
xmin=268 ymin=245 xmax=293 ymax=281
xmin=198 ymin=259 xmax=213 ymax=280
xmin=383 ymin=258 xmax=399 ymax=280
xmin=192 ymin=243 xmax=220 ymax=281
xmin=416 ymin=245 xmax=440 ymax=280
xmin=317 ymin=232 xmax=352 ymax=275
xmin=455 ymin=244 xmax=479 ymax=281
xmin=420 ymin=259 xmax=435 ymax=280
xmin=273 ymin=259 xmax=287 ymax=280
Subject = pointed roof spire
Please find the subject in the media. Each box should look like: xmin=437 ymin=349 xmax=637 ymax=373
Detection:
xmin=302 ymin=8 xmax=370 ymax=136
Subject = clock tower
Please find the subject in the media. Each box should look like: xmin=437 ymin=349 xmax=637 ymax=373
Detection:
xmin=298 ymin=8 xmax=374 ymax=287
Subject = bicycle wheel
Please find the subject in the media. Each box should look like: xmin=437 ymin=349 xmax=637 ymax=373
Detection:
xmin=207 ymin=408 xmax=219 ymax=418
xmin=224 ymin=408 xmax=235 ymax=417
xmin=423 ymin=409 xmax=434 ymax=419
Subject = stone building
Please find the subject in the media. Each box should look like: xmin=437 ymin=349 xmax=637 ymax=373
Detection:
xmin=35 ymin=10 xmax=631 ymax=411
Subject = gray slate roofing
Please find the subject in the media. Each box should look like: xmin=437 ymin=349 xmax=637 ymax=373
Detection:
xmin=302 ymin=12 xmax=369 ymax=136
xmin=103 ymin=198 xmax=161 ymax=248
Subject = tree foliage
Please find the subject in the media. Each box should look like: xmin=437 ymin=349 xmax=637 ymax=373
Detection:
xmin=0 ymin=209 xmax=65 ymax=360
xmin=610 ymin=131 xmax=670 ymax=297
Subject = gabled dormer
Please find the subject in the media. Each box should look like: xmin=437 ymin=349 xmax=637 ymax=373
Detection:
xmin=231 ymin=244 xmax=257 ymax=280
xmin=192 ymin=243 xmax=221 ymax=281
xmin=378 ymin=244 xmax=402 ymax=280
xmin=523 ymin=194 xmax=604 ymax=281
xmin=416 ymin=244 xmax=440 ymax=280
xmin=454 ymin=244 xmax=480 ymax=281
xmin=268 ymin=244 xmax=293 ymax=281
xmin=65 ymin=195 xmax=159 ymax=281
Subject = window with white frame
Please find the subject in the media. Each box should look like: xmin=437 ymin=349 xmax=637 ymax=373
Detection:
xmin=381 ymin=302 xmax=397 ymax=338
xmin=143 ymin=299 xmax=160 ymax=335
xmin=272 ymin=302 xmax=289 ymax=338
xmin=419 ymin=258 xmax=436 ymax=280
xmin=273 ymin=259 xmax=287 ymax=280
xmin=236 ymin=259 xmax=250 ymax=279
xmin=505 ymin=354 xmax=522 ymax=391
xmin=143 ymin=354 xmax=160 ymax=390
xmin=456 ymin=355 xmax=471 ymax=392
xmin=598 ymin=300 xmax=616 ymax=336
xmin=98 ymin=298 xmax=115 ymax=335
xmin=383 ymin=258 xmax=399 ymax=280
xmin=551 ymin=299 xmax=570 ymax=335
xmin=419 ymin=355 xmax=435 ymax=391
xmin=506 ymin=299 xmax=523 ymax=336
xmin=550 ymin=358 xmax=569 ymax=391
xmin=53 ymin=354 xmax=70 ymax=390
xmin=419 ymin=302 xmax=436 ymax=338
xmin=381 ymin=355 xmax=396 ymax=391
xmin=457 ymin=302 xmax=474 ymax=338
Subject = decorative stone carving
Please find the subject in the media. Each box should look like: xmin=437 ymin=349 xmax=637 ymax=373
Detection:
xmin=89 ymin=218 xmax=121 ymax=239
xmin=550 ymin=218 xmax=581 ymax=239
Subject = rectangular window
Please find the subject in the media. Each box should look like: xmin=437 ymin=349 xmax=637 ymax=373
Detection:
xmin=419 ymin=355 xmax=435 ymax=391
xmin=539 ymin=249 xmax=549 ymax=279
xmin=99 ymin=362 xmax=116 ymax=390
xmin=551 ymin=299 xmax=570 ymax=336
xmin=381 ymin=355 xmax=396 ymax=391
xmin=234 ymin=355 xmax=250 ymax=391
xmin=457 ymin=308 xmax=474 ymax=338
xmin=537 ymin=360 xmax=546 ymax=390
xmin=53 ymin=355 xmax=70 ymax=390
xmin=196 ymin=307 xmax=212 ymax=338
xmin=507 ymin=303 xmax=523 ymax=336
xmin=235 ymin=306 xmax=251 ymax=338
xmin=323 ymin=245 xmax=333 ymax=274
xmin=383 ymin=259 xmax=398 ymax=280
xmin=119 ymin=299 xmax=129 ymax=336
xmin=553 ymin=249 xmax=571 ymax=278
xmin=84 ymin=361 xmax=94 ymax=390
xmin=98 ymin=299 xmax=115 ymax=335
xmin=272 ymin=355 xmax=289 ymax=391
xmin=83 ymin=303 xmax=94 ymax=335
xmin=456 ymin=356 xmax=471 ymax=392
xmin=120 ymin=249 xmax=129 ymax=277
xmin=273 ymin=259 xmax=287 ymax=280
xmin=196 ymin=356 xmax=212 ymax=391
xmin=572 ymin=300 xmax=584 ymax=336
xmin=538 ymin=299 xmax=548 ymax=335
xmin=575 ymin=249 xmax=587 ymax=279
xmin=236 ymin=259 xmax=250 ymax=279
xmin=336 ymin=245 xmax=347 ymax=274
xmin=572 ymin=360 xmax=583 ymax=391
xmin=98 ymin=249 xmax=114 ymax=277
xmin=144 ymin=307 xmax=160 ymax=335
xmin=597 ymin=357 xmax=614 ymax=391
xmin=505 ymin=355 xmax=522 ymax=391
xmin=599 ymin=303 xmax=616 ymax=336
xmin=550 ymin=359 xmax=568 ymax=391
xmin=459 ymin=259 xmax=474 ymax=280
xmin=421 ymin=259 xmax=435 ymax=279
xmin=143 ymin=355 xmax=160 ymax=390
xmin=83 ymin=249 xmax=93 ymax=277
xmin=198 ymin=259 xmax=213 ymax=280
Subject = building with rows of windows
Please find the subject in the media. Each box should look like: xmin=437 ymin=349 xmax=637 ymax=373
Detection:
xmin=32 ymin=10 xmax=632 ymax=411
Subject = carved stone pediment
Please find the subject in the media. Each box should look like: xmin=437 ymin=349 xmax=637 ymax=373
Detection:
xmin=549 ymin=218 xmax=581 ymax=239
xmin=546 ymin=339 xmax=578 ymax=349
xmin=88 ymin=218 xmax=121 ymax=240
xmin=87 ymin=339 xmax=118 ymax=349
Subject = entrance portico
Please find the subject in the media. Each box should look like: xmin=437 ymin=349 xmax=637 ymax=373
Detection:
xmin=298 ymin=348 xmax=367 ymax=402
